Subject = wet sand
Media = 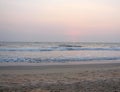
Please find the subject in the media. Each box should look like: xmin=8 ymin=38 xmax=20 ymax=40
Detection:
xmin=0 ymin=62 xmax=120 ymax=92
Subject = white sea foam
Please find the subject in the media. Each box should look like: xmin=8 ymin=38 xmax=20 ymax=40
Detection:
xmin=0 ymin=56 xmax=120 ymax=63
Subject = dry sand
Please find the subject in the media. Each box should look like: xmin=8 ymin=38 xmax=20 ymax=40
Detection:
xmin=0 ymin=62 xmax=120 ymax=92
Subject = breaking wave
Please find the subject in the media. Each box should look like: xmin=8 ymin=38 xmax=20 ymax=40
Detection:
xmin=0 ymin=56 xmax=120 ymax=63
xmin=0 ymin=47 xmax=120 ymax=52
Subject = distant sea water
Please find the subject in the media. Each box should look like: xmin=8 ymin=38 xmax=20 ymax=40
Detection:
xmin=0 ymin=42 xmax=120 ymax=63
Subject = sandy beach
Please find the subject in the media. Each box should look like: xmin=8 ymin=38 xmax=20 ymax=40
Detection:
xmin=1 ymin=0 xmax=120 ymax=91
xmin=0 ymin=62 xmax=120 ymax=92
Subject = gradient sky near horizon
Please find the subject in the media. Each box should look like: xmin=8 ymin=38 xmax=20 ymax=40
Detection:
xmin=0 ymin=0 xmax=120 ymax=42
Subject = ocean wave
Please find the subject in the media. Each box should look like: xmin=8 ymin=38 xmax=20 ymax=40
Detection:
xmin=0 ymin=56 xmax=120 ymax=63
xmin=0 ymin=47 xmax=120 ymax=51
xmin=58 ymin=44 xmax=82 ymax=47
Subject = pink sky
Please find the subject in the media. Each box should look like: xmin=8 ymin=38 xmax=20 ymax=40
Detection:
xmin=0 ymin=0 xmax=120 ymax=42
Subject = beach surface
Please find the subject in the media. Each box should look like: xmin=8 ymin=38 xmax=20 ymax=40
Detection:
xmin=0 ymin=62 xmax=120 ymax=92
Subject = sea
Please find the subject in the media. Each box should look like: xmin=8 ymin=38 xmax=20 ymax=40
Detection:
xmin=0 ymin=42 xmax=120 ymax=63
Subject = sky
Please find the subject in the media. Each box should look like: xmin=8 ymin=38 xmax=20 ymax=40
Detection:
xmin=0 ymin=0 xmax=120 ymax=42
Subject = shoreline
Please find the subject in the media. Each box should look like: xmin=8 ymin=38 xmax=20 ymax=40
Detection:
xmin=0 ymin=60 xmax=120 ymax=66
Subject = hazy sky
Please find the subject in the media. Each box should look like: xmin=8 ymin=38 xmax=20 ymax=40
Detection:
xmin=0 ymin=0 xmax=120 ymax=42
